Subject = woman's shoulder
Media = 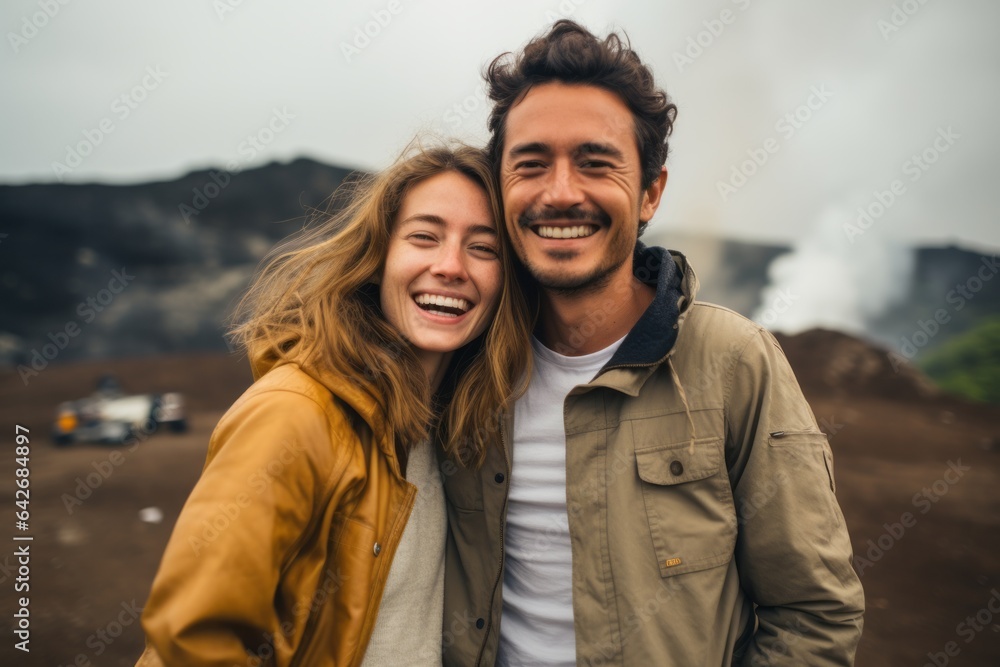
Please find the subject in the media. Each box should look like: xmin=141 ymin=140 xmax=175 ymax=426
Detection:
xmin=213 ymin=363 xmax=358 ymax=450
xmin=245 ymin=363 xmax=332 ymax=407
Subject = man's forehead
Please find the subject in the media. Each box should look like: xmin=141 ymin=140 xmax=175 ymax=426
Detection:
xmin=508 ymin=82 xmax=631 ymax=119
xmin=503 ymin=82 xmax=637 ymax=154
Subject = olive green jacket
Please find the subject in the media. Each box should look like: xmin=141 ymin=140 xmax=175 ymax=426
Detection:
xmin=441 ymin=245 xmax=864 ymax=666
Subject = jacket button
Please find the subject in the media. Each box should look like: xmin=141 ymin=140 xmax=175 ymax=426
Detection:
xmin=494 ymin=473 xmax=505 ymax=483
xmin=669 ymin=460 xmax=684 ymax=476
xmin=476 ymin=618 xmax=485 ymax=629
xmin=373 ymin=542 xmax=381 ymax=556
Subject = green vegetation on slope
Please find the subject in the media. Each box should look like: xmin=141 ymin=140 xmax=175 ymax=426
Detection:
xmin=920 ymin=317 xmax=1000 ymax=403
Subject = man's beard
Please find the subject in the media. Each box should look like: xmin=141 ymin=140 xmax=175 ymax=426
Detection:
xmin=527 ymin=250 xmax=627 ymax=297
xmin=516 ymin=205 xmax=631 ymax=297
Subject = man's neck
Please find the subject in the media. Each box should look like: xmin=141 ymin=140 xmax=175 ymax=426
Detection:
xmin=536 ymin=267 xmax=655 ymax=356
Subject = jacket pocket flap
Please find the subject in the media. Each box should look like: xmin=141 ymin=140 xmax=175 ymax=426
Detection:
xmin=331 ymin=514 xmax=377 ymax=554
xmin=635 ymin=438 xmax=722 ymax=486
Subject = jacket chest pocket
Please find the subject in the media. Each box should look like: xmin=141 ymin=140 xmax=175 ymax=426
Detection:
xmin=634 ymin=436 xmax=736 ymax=578
xmin=440 ymin=459 xmax=485 ymax=512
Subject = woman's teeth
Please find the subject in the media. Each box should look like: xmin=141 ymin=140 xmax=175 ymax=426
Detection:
xmin=414 ymin=294 xmax=471 ymax=317
xmin=535 ymin=225 xmax=598 ymax=239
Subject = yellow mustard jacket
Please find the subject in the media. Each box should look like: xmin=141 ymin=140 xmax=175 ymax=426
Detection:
xmin=136 ymin=355 xmax=417 ymax=666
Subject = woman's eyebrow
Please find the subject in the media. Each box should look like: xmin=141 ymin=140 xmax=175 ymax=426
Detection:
xmin=398 ymin=213 xmax=446 ymax=226
xmin=467 ymin=224 xmax=498 ymax=237
xmin=399 ymin=214 xmax=497 ymax=237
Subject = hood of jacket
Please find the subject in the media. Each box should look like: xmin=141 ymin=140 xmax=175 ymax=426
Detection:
xmin=249 ymin=344 xmax=392 ymax=452
xmin=604 ymin=241 xmax=699 ymax=370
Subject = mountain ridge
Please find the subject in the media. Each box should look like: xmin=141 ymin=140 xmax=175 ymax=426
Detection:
xmin=1 ymin=158 xmax=996 ymax=365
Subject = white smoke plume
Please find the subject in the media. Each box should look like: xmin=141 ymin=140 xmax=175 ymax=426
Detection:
xmin=752 ymin=206 xmax=914 ymax=336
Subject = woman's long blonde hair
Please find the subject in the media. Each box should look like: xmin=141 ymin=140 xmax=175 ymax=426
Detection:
xmin=229 ymin=143 xmax=532 ymax=467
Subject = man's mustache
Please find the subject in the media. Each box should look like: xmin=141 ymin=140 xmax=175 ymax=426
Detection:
xmin=517 ymin=207 xmax=612 ymax=228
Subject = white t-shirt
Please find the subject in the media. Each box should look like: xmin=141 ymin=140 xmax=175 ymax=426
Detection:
xmin=497 ymin=334 xmax=626 ymax=667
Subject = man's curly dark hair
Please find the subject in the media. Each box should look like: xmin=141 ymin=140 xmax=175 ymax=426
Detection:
xmin=485 ymin=20 xmax=678 ymax=193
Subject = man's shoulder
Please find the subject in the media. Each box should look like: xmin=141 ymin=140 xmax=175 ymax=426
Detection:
xmin=681 ymin=300 xmax=766 ymax=352
xmin=677 ymin=302 xmax=802 ymax=394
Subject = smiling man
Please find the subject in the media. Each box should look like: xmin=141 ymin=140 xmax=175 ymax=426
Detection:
xmin=440 ymin=20 xmax=865 ymax=667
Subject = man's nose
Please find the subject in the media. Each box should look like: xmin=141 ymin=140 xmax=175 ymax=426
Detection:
xmin=540 ymin=159 xmax=585 ymax=209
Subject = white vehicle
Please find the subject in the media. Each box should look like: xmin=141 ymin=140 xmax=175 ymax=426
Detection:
xmin=52 ymin=375 xmax=187 ymax=446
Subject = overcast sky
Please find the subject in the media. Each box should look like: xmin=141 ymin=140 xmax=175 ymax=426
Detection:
xmin=2 ymin=0 xmax=997 ymax=249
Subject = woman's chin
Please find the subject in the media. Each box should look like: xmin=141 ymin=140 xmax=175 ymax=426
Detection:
xmin=409 ymin=337 xmax=465 ymax=356
xmin=405 ymin=320 xmax=488 ymax=356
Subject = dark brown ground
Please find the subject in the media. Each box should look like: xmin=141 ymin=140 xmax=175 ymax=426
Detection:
xmin=0 ymin=339 xmax=998 ymax=666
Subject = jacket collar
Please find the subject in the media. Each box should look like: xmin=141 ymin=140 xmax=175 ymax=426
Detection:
xmin=584 ymin=243 xmax=697 ymax=396
xmin=604 ymin=242 xmax=697 ymax=368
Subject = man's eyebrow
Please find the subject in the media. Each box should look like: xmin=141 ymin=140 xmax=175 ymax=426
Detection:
xmin=574 ymin=142 xmax=625 ymax=160
xmin=507 ymin=141 xmax=625 ymax=161
xmin=507 ymin=142 xmax=550 ymax=158
xmin=397 ymin=214 xmax=497 ymax=237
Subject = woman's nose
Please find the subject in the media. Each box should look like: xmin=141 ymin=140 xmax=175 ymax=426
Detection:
xmin=430 ymin=243 xmax=469 ymax=281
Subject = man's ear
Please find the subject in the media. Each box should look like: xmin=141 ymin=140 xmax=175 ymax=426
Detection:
xmin=639 ymin=166 xmax=668 ymax=222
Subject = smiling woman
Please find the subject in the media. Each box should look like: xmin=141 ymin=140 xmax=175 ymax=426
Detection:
xmin=133 ymin=143 xmax=532 ymax=667
xmin=380 ymin=170 xmax=503 ymax=391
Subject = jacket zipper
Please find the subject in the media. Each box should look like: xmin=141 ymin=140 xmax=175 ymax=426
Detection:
xmin=476 ymin=420 xmax=510 ymax=666
xmin=599 ymin=298 xmax=687 ymax=376
xmin=769 ymin=429 xmax=822 ymax=439
xmin=289 ymin=457 xmax=417 ymax=667
xmin=351 ymin=484 xmax=417 ymax=667
xmin=474 ymin=361 xmax=655 ymax=666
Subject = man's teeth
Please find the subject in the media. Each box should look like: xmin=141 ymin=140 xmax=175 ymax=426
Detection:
xmin=414 ymin=294 xmax=471 ymax=314
xmin=535 ymin=225 xmax=597 ymax=239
